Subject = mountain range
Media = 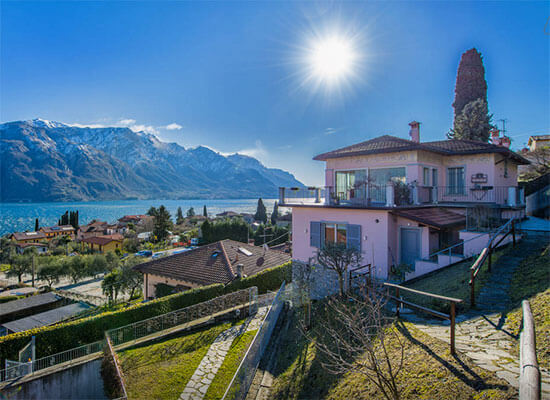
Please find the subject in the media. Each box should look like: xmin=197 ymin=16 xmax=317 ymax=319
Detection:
xmin=0 ymin=119 xmax=304 ymax=202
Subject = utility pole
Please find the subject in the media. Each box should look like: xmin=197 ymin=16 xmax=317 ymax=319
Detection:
xmin=32 ymin=255 xmax=35 ymax=287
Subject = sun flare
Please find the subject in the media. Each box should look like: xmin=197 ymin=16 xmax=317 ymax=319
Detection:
xmin=308 ymin=36 xmax=357 ymax=83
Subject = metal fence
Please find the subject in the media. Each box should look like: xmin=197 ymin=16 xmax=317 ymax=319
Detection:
xmin=222 ymin=282 xmax=286 ymax=400
xmin=0 ymin=339 xmax=105 ymax=382
xmin=0 ymin=287 xmax=256 ymax=383
xmin=106 ymin=287 xmax=256 ymax=347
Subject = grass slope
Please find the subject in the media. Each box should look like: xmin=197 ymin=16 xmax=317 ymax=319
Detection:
xmin=119 ymin=322 xmax=231 ymax=400
xmin=505 ymin=240 xmax=550 ymax=369
xmin=270 ymin=307 xmax=516 ymax=400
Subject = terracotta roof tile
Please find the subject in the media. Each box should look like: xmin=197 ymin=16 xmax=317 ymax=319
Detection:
xmin=314 ymin=135 xmax=530 ymax=164
xmin=81 ymin=235 xmax=122 ymax=245
xmin=134 ymin=239 xmax=290 ymax=286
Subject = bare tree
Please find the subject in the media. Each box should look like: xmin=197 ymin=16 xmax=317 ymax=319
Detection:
xmin=316 ymin=242 xmax=362 ymax=297
xmin=311 ymin=289 xmax=404 ymax=400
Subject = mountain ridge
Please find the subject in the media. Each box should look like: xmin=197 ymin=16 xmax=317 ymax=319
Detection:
xmin=0 ymin=119 xmax=303 ymax=202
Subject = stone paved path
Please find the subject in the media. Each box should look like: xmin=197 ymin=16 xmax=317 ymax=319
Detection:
xmin=180 ymin=307 xmax=267 ymax=400
xmin=400 ymin=235 xmax=550 ymax=398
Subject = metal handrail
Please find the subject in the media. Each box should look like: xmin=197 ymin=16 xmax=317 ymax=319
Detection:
xmin=425 ymin=231 xmax=486 ymax=260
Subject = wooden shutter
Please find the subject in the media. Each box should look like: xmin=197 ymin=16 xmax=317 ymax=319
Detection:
xmin=310 ymin=221 xmax=321 ymax=248
xmin=346 ymin=224 xmax=361 ymax=251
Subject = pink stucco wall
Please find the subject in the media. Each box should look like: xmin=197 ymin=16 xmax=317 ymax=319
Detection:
xmin=292 ymin=208 xmax=434 ymax=280
xmin=292 ymin=207 xmax=391 ymax=279
xmin=322 ymin=150 xmax=520 ymax=193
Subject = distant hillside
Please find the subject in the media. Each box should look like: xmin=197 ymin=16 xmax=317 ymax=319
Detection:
xmin=0 ymin=119 xmax=304 ymax=202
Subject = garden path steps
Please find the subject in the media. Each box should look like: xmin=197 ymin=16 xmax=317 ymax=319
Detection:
xmin=179 ymin=307 xmax=267 ymax=400
xmin=398 ymin=234 xmax=550 ymax=397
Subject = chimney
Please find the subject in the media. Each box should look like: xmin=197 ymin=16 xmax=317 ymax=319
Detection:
xmin=236 ymin=263 xmax=244 ymax=279
xmin=409 ymin=121 xmax=420 ymax=143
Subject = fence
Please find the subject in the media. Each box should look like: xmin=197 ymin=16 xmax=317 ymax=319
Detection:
xmin=469 ymin=218 xmax=516 ymax=307
xmin=0 ymin=339 xmax=105 ymax=382
xmin=383 ymin=282 xmax=463 ymax=354
xmin=519 ymin=300 xmax=541 ymax=400
xmin=106 ymin=287 xmax=256 ymax=347
xmin=0 ymin=287 xmax=256 ymax=383
xmin=221 ymin=282 xmax=286 ymax=400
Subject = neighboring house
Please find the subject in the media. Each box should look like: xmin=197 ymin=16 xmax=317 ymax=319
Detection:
xmin=9 ymin=231 xmax=47 ymax=244
xmin=527 ymin=134 xmax=550 ymax=151
xmin=40 ymin=225 xmax=76 ymax=240
xmin=15 ymin=242 xmax=49 ymax=255
xmin=280 ymin=122 xmax=529 ymax=291
xmin=276 ymin=213 xmax=292 ymax=228
xmin=240 ymin=213 xmax=255 ymax=224
xmin=216 ymin=211 xmax=241 ymax=218
xmin=118 ymin=215 xmax=152 ymax=226
xmin=81 ymin=235 xmax=123 ymax=253
xmin=77 ymin=220 xmax=109 ymax=240
xmin=134 ymin=239 xmax=290 ymax=299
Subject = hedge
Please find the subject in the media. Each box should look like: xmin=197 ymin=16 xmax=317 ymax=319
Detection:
xmin=0 ymin=261 xmax=291 ymax=364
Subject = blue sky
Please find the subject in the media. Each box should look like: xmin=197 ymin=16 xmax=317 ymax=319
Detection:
xmin=1 ymin=1 xmax=548 ymax=185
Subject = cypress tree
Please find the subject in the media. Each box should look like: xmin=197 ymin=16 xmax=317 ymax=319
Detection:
xmin=254 ymin=198 xmax=267 ymax=224
xmin=176 ymin=207 xmax=184 ymax=225
xmin=271 ymin=201 xmax=279 ymax=225
xmin=448 ymin=99 xmax=494 ymax=142
xmin=452 ymin=48 xmax=488 ymax=119
xmin=34 ymin=218 xmax=39 ymax=231
xmin=153 ymin=205 xmax=172 ymax=242
xmin=186 ymin=207 xmax=195 ymax=217
xmin=203 ymin=205 xmax=208 ymax=218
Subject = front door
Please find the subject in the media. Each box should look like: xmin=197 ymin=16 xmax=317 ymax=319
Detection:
xmin=400 ymin=228 xmax=420 ymax=266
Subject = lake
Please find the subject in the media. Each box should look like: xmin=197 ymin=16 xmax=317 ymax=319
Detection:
xmin=0 ymin=199 xmax=279 ymax=235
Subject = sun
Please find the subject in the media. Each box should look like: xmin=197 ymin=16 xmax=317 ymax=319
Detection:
xmin=306 ymin=35 xmax=358 ymax=86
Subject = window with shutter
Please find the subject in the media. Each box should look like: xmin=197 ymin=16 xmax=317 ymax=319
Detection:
xmin=310 ymin=221 xmax=321 ymax=248
xmin=346 ymin=224 xmax=361 ymax=251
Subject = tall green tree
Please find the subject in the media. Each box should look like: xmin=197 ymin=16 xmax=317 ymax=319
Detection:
xmin=102 ymin=269 xmax=123 ymax=305
xmin=448 ymin=99 xmax=494 ymax=142
xmin=203 ymin=205 xmax=208 ymax=218
xmin=254 ymin=198 xmax=267 ymax=224
xmin=270 ymin=201 xmax=279 ymax=225
xmin=37 ymin=258 xmax=63 ymax=287
xmin=176 ymin=207 xmax=184 ymax=225
xmin=452 ymin=48 xmax=488 ymax=120
xmin=34 ymin=218 xmax=39 ymax=232
xmin=153 ymin=205 xmax=172 ymax=242
xmin=186 ymin=207 xmax=195 ymax=217
xmin=146 ymin=206 xmax=158 ymax=216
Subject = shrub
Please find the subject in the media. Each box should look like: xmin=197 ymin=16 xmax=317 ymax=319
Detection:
xmin=0 ymin=262 xmax=291 ymax=363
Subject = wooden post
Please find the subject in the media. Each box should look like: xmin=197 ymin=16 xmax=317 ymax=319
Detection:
xmin=512 ymin=221 xmax=516 ymax=247
xmin=395 ymin=287 xmax=400 ymax=317
xmin=487 ymin=247 xmax=492 ymax=272
xmin=450 ymin=302 xmax=456 ymax=355
xmin=470 ymin=269 xmax=475 ymax=308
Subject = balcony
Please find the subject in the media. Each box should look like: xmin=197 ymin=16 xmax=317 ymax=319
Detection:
xmin=279 ymin=184 xmax=525 ymax=208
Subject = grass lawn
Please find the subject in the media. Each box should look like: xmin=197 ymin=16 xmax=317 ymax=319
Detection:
xmin=204 ymin=329 xmax=257 ymax=400
xmin=119 ymin=322 xmax=233 ymax=400
xmin=270 ymin=304 xmax=516 ymax=400
xmin=505 ymin=240 xmax=550 ymax=369
xmin=403 ymin=244 xmax=509 ymax=312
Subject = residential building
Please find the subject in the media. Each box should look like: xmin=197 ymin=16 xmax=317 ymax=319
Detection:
xmin=527 ymin=134 xmax=550 ymax=151
xmin=15 ymin=242 xmax=49 ymax=255
xmin=9 ymin=231 xmax=47 ymax=244
xmin=280 ymin=122 xmax=529 ymax=293
xmin=118 ymin=215 xmax=152 ymax=226
xmin=40 ymin=225 xmax=76 ymax=240
xmin=135 ymin=239 xmax=290 ymax=299
xmin=80 ymin=235 xmax=123 ymax=253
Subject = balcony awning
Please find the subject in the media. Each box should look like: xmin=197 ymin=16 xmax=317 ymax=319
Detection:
xmin=391 ymin=208 xmax=466 ymax=230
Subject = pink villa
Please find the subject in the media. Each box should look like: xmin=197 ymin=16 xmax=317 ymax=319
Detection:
xmin=280 ymin=123 xmax=529 ymax=295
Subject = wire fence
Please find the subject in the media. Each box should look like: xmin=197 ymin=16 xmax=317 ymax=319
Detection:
xmin=0 ymin=286 xmax=257 ymax=383
xmin=106 ymin=287 xmax=256 ymax=347
xmin=222 ymin=281 xmax=286 ymax=400
xmin=1 ymin=339 xmax=106 ymax=382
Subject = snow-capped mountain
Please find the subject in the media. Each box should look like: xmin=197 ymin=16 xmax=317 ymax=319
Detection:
xmin=0 ymin=119 xmax=304 ymax=202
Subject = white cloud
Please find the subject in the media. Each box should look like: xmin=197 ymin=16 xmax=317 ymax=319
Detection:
xmin=324 ymin=127 xmax=337 ymax=135
xmin=237 ymin=140 xmax=268 ymax=161
xmin=164 ymin=123 xmax=183 ymax=130
xmin=118 ymin=118 xmax=137 ymax=126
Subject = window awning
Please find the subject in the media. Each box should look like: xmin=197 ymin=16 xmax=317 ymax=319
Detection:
xmin=391 ymin=208 xmax=466 ymax=230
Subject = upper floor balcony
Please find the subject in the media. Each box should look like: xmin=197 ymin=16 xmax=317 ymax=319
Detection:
xmin=279 ymin=183 xmax=526 ymax=208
